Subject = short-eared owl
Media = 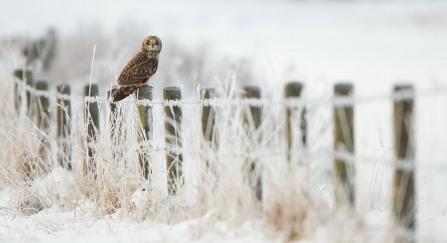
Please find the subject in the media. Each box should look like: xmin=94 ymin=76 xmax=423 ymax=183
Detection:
xmin=112 ymin=36 xmax=162 ymax=102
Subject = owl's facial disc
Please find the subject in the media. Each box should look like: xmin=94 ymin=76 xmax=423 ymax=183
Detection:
xmin=143 ymin=36 xmax=161 ymax=51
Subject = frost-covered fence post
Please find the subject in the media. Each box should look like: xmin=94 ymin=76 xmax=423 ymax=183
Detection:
xmin=57 ymin=84 xmax=72 ymax=170
xmin=243 ymin=85 xmax=262 ymax=201
xmin=107 ymin=86 xmax=123 ymax=161
xmin=164 ymin=86 xmax=183 ymax=195
xmin=107 ymin=86 xmax=119 ymax=139
xmin=84 ymin=84 xmax=100 ymax=175
xmin=201 ymin=88 xmax=217 ymax=151
xmin=13 ymin=69 xmax=34 ymax=116
xmin=137 ymin=87 xmax=154 ymax=180
xmin=284 ymin=82 xmax=306 ymax=163
xmin=199 ymin=88 xmax=217 ymax=200
xmin=333 ymin=83 xmax=355 ymax=207
xmin=392 ymin=85 xmax=416 ymax=239
xmin=35 ymin=80 xmax=50 ymax=164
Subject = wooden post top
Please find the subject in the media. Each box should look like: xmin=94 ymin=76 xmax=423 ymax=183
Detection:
xmin=284 ymin=82 xmax=303 ymax=97
xmin=164 ymin=86 xmax=182 ymax=100
xmin=201 ymin=88 xmax=216 ymax=99
xmin=334 ymin=83 xmax=354 ymax=95
xmin=57 ymin=83 xmax=71 ymax=94
xmin=243 ymin=85 xmax=261 ymax=98
xmin=84 ymin=84 xmax=99 ymax=96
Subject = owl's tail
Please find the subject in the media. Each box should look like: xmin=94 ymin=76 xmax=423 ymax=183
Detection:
xmin=112 ymin=85 xmax=138 ymax=102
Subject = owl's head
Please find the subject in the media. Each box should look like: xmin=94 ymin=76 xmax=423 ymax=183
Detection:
xmin=142 ymin=36 xmax=162 ymax=52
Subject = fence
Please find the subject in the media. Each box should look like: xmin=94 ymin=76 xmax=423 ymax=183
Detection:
xmin=11 ymin=68 xmax=447 ymax=240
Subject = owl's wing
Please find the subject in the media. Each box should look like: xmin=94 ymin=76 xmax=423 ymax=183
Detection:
xmin=117 ymin=52 xmax=158 ymax=85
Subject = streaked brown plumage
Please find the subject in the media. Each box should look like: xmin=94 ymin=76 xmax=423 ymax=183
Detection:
xmin=112 ymin=36 xmax=162 ymax=102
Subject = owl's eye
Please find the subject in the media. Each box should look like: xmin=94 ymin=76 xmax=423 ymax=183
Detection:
xmin=155 ymin=41 xmax=159 ymax=45
xmin=147 ymin=41 xmax=151 ymax=45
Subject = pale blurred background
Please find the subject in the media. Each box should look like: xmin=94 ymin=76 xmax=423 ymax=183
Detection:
xmin=2 ymin=0 xmax=447 ymax=93
xmin=2 ymin=0 xmax=447 ymax=205
xmin=2 ymin=1 xmax=447 ymax=240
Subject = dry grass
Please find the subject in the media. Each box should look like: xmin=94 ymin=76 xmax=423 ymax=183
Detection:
xmin=0 ymin=26 xmax=402 ymax=242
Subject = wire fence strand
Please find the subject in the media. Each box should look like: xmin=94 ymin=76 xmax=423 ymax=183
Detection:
xmin=14 ymin=77 xmax=447 ymax=108
xmin=12 ymin=77 xmax=447 ymax=172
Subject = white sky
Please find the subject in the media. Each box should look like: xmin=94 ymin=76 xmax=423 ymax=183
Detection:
xmin=2 ymin=2 xmax=447 ymax=240
xmin=2 ymin=0 xmax=447 ymax=92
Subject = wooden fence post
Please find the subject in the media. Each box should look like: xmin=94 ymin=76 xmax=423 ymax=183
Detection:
xmin=243 ymin=85 xmax=262 ymax=201
xmin=84 ymin=84 xmax=99 ymax=175
xmin=57 ymin=83 xmax=72 ymax=170
xmin=137 ymin=87 xmax=154 ymax=180
xmin=35 ymin=79 xmax=50 ymax=164
xmin=164 ymin=86 xmax=183 ymax=195
xmin=392 ymin=85 xmax=416 ymax=240
xmin=199 ymin=87 xmax=217 ymax=200
xmin=201 ymin=88 xmax=217 ymax=149
xmin=13 ymin=69 xmax=34 ymax=115
xmin=333 ymin=83 xmax=355 ymax=207
xmin=107 ymin=86 xmax=119 ymax=140
xmin=284 ymin=82 xmax=306 ymax=163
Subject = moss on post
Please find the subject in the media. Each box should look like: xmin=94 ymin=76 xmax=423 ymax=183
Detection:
xmin=333 ymin=83 xmax=355 ymax=207
xmin=164 ymin=86 xmax=183 ymax=196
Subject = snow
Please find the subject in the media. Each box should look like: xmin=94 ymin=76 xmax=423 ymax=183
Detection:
xmin=1 ymin=0 xmax=447 ymax=242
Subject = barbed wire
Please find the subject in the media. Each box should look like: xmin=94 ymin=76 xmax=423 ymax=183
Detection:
xmin=13 ymin=77 xmax=447 ymax=108
xmin=13 ymin=77 xmax=447 ymax=172
xmin=78 ymin=141 xmax=447 ymax=172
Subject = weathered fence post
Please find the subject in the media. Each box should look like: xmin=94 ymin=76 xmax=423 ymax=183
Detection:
xmin=137 ymin=87 xmax=154 ymax=180
xmin=199 ymin=88 xmax=217 ymax=201
xmin=392 ymin=85 xmax=416 ymax=241
xmin=333 ymin=83 xmax=355 ymax=207
xmin=284 ymin=82 xmax=306 ymax=163
xmin=84 ymin=84 xmax=99 ymax=175
xmin=107 ymin=86 xmax=123 ymax=164
xmin=201 ymin=88 xmax=217 ymax=149
xmin=57 ymin=83 xmax=72 ymax=170
xmin=107 ymin=86 xmax=118 ymax=133
xmin=35 ymin=79 xmax=50 ymax=164
xmin=164 ymin=86 xmax=183 ymax=195
xmin=13 ymin=69 xmax=34 ymax=115
xmin=243 ymin=85 xmax=262 ymax=201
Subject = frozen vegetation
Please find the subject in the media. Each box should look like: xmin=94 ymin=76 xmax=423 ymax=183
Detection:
xmin=1 ymin=1 xmax=447 ymax=242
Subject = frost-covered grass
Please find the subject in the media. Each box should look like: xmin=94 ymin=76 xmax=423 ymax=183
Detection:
xmin=1 ymin=1 xmax=447 ymax=242
xmin=0 ymin=38 xmax=415 ymax=243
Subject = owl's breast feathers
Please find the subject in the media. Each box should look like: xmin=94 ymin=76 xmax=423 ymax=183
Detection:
xmin=117 ymin=51 xmax=159 ymax=86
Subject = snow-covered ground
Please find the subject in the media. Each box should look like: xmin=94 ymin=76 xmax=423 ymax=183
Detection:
xmin=1 ymin=0 xmax=447 ymax=242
